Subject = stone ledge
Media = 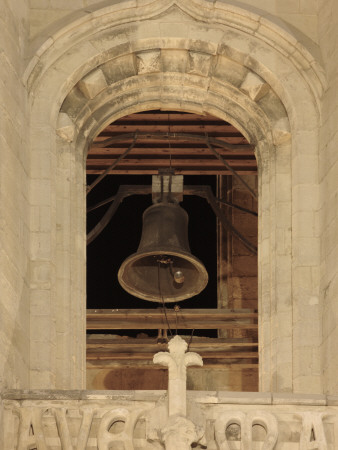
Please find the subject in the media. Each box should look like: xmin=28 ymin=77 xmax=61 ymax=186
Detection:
xmin=2 ymin=389 xmax=330 ymax=406
xmin=272 ymin=392 xmax=327 ymax=406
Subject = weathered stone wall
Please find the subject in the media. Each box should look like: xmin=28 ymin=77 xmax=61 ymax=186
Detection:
xmin=28 ymin=0 xmax=319 ymax=43
xmin=318 ymin=0 xmax=338 ymax=395
xmin=0 ymin=0 xmax=29 ymax=446
xmin=0 ymin=0 xmax=29 ymax=390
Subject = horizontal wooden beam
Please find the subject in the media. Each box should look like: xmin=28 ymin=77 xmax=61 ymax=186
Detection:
xmin=86 ymin=351 xmax=258 ymax=360
xmin=86 ymin=337 xmax=258 ymax=351
xmin=86 ymin=169 xmax=257 ymax=175
xmin=86 ymin=158 xmax=256 ymax=166
xmin=86 ymin=309 xmax=258 ymax=330
xmin=93 ymin=132 xmax=253 ymax=152
xmin=88 ymin=146 xmax=253 ymax=156
xmin=87 ymin=360 xmax=259 ymax=369
xmin=101 ymin=112 xmax=234 ymax=125
xmin=99 ymin=125 xmax=244 ymax=134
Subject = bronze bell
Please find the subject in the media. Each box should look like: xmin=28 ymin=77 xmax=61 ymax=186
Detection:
xmin=118 ymin=202 xmax=208 ymax=302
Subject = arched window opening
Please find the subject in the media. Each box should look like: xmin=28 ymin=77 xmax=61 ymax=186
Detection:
xmin=86 ymin=111 xmax=258 ymax=391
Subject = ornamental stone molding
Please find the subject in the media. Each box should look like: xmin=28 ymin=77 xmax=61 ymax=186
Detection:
xmin=3 ymin=390 xmax=337 ymax=449
xmin=24 ymin=0 xmax=326 ymax=107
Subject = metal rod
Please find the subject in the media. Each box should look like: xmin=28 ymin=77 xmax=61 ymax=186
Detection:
xmin=206 ymin=140 xmax=257 ymax=199
xmin=86 ymin=185 xmax=257 ymax=252
xmin=95 ymin=132 xmax=253 ymax=152
xmin=87 ymin=186 xmax=133 ymax=244
xmin=86 ymin=137 xmax=137 ymax=195
xmin=87 ymin=195 xmax=116 ymax=213
xmin=191 ymin=185 xmax=257 ymax=255
xmin=215 ymin=198 xmax=258 ymax=216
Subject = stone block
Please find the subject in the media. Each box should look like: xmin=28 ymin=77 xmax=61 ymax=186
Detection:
xmin=187 ymin=51 xmax=213 ymax=77
xmin=275 ymin=173 xmax=291 ymax=200
xmin=29 ymin=0 xmax=51 ymax=8
xmin=292 ymin=211 xmax=315 ymax=237
xmin=29 ymin=261 xmax=51 ymax=289
xmin=29 ymin=149 xmax=53 ymax=179
xmin=161 ymin=49 xmax=187 ymax=73
xmin=240 ymin=71 xmax=269 ymax=101
xmin=293 ymin=236 xmax=320 ymax=266
xmin=29 ymin=370 xmax=56 ymax=389
xmin=293 ymin=184 xmax=320 ymax=212
xmin=30 ymin=179 xmax=52 ymax=207
xmin=293 ymin=375 xmax=323 ymax=395
xmin=50 ymin=0 xmax=84 ymax=9
xmin=136 ymin=50 xmax=161 ymax=74
xmin=30 ymin=290 xmax=51 ymax=316
xmin=101 ymin=54 xmax=136 ymax=85
xmin=30 ymin=341 xmax=53 ymax=371
xmin=272 ymin=118 xmax=291 ymax=145
xmin=293 ymin=154 xmax=319 ymax=185
xmin=217 ymin=391 xmax=271 ymax=404
xmin=276 ymin=0 xmax=300 ymax=13
xmin=56 ymin=112 xmax=76 ymax=142
xmin=31 ymin=315 xmax=53 ymax=343
xmin=275 ymin=201 xmax=291 ymax=228
xmin=77 ymin=68 xmax=108 ymax=99
xmin=270 ymin=393 xmax=325 ymax=407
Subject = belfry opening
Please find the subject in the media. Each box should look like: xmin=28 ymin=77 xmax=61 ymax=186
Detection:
xmin=86 ymin=110 xmax=258 ymax=391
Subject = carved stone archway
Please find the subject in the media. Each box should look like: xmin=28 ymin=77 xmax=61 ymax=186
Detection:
xmin=25 ymin=0 xmax=325 ymax=392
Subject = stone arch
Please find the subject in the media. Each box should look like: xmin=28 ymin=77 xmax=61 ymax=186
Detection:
xmin=25 ymin=0 xmax=325 ymax=392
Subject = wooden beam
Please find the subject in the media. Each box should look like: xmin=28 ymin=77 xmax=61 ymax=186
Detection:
xmin=86 ymin=158 xmax=257 ymax=166
xmin=86 ymin=309 xmax=258 ymax=330
xmin=86 ymin=337 xmax=258 ymax=352
xmin=86 ymin=360 xmax=259 ymax=369
xmin=86 ymin=351 xmax=258 ymax=360
xmin=93 ymin=132 xmax=253 ymax=152
xmin=86 ymin=169 xmax=257 ymax=175
xmin=99 ymin=126 xmax=245 ymax=136
xmin=88 ymin=146 xmax=253 ymax=156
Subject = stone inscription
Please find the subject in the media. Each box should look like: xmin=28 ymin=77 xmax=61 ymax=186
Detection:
xmin=215 ymin=411 xmax=278 ymax=449
xmin=15 ymin=406 xmax=143 ymax=450
xmin=9 ymin=406 xmax=330 ymax=449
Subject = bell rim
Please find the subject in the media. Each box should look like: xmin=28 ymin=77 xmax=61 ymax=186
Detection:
xmin=118 ymin=249 xmax=208 ymax=302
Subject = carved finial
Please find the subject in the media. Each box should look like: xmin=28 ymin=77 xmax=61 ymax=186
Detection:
xmin=153 ymin=335 xmax=205 ymax=449
xmin=167 ymin=334 xmax=188 ymax=355
xmin=153 ymin=335 xmax=203 ymax=417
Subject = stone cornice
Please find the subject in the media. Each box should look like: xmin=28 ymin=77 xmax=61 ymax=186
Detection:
xmin=3 ymin=389 xmax=336 ymax=406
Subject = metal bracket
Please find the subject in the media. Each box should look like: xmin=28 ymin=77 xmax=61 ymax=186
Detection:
xmin=87 ymin=185 xmax=257 ymax=255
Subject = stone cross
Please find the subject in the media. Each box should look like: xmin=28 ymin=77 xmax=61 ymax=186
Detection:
xmin=153 ymin=335 xmax=203 ymax=417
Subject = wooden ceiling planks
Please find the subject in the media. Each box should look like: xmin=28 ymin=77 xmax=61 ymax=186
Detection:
xmin=87 ymin=111 xmax=256 ymax=176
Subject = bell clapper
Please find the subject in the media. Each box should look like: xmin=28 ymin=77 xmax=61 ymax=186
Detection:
xmin=156 ymin=255 xmax=185 ymax=283
xmin=168 ymin=259 xmax=185 ymax=284
xmin=173 ymin=270 xmax=184 ymax=284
